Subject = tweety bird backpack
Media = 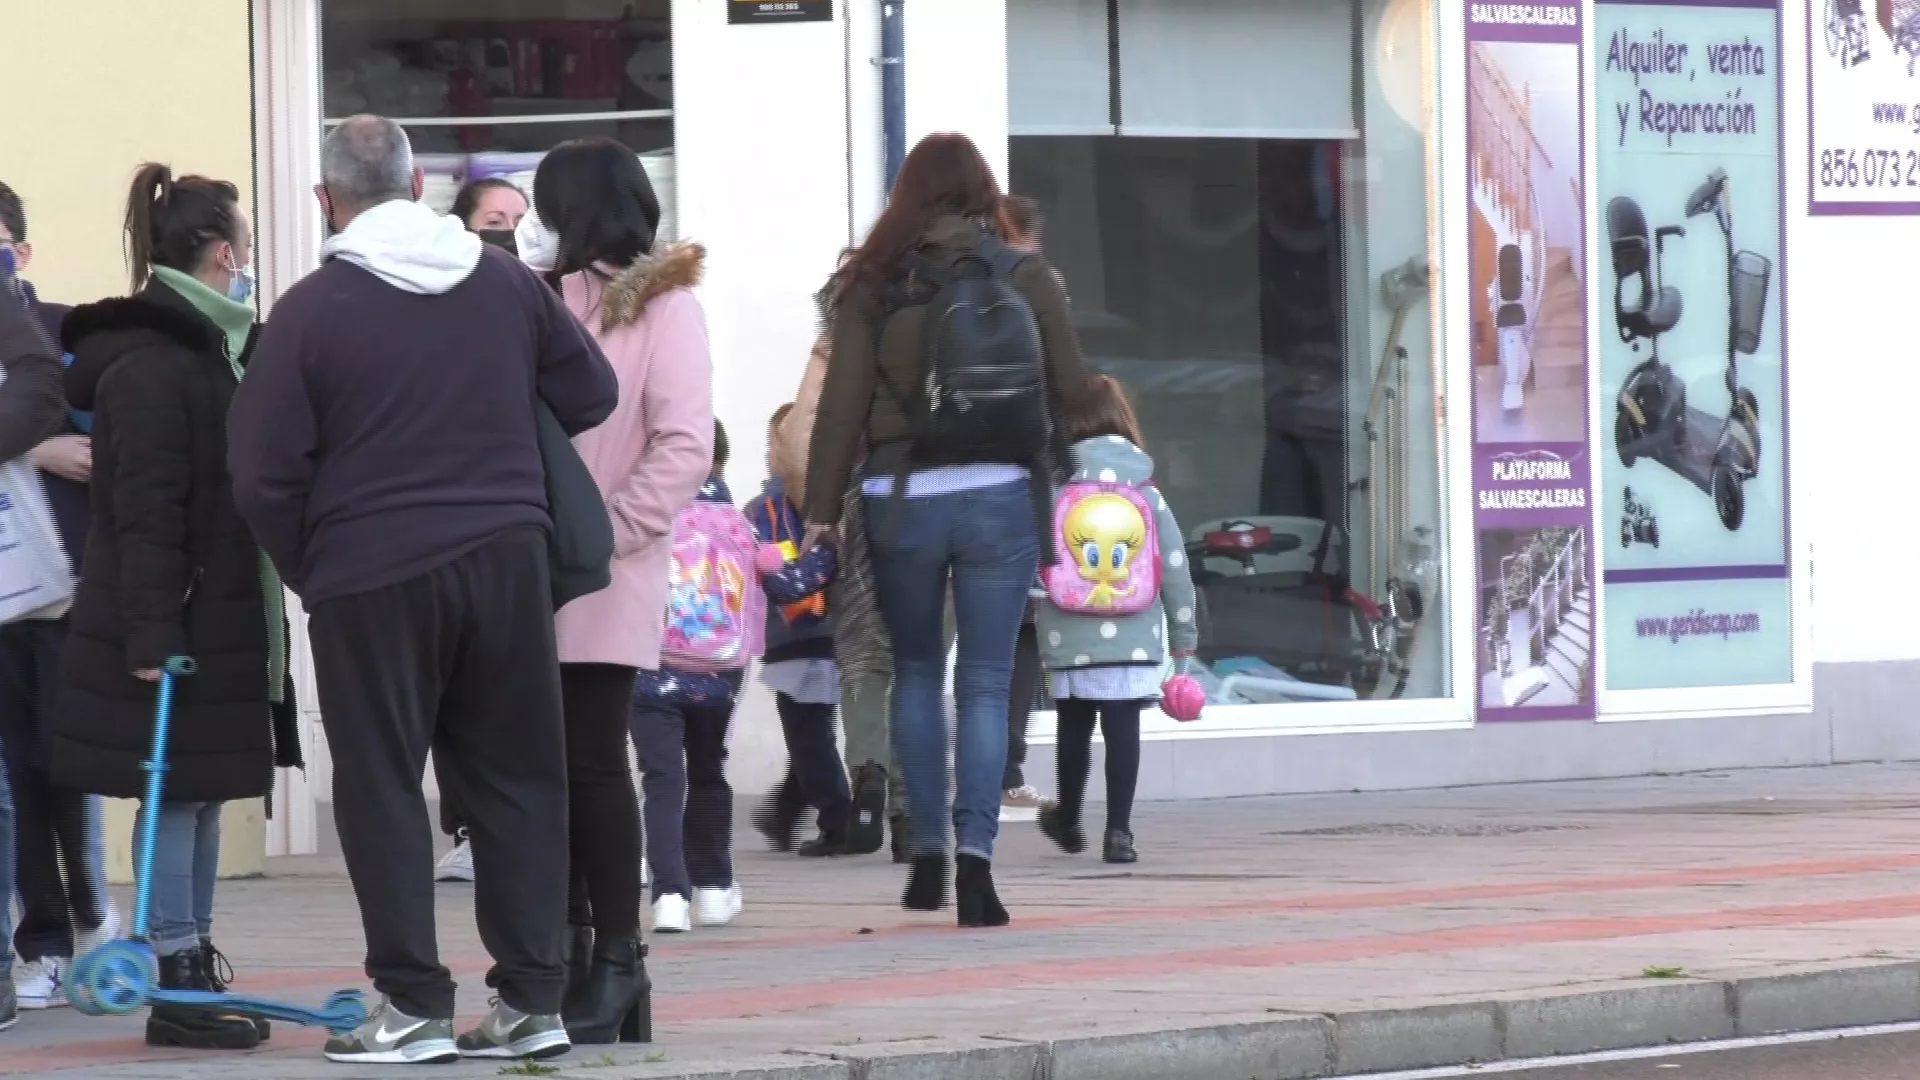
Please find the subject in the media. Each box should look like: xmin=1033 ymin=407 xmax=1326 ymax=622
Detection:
xmin=661 ymin=502 xmax=766 ymax=672
xmin=1045 ymin=481 xmax=1161 ymax=617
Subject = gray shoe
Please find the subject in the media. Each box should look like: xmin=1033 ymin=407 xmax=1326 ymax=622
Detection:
xmin=322 ymin=998 xmax=458 ymax=1064
xmin=456 ymin=999 xmax=570 ymax=1060
xmin=0 ymin=975 xmax=17 ymax=1033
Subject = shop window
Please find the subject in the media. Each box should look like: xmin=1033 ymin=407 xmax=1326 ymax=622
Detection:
xmin=319 ymin=0 xmax=675 ymax=236
xmin=1007 ymin=0 xmax=1449 ymax=708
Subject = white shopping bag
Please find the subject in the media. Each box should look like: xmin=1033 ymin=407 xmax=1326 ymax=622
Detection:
xmin=0 ymin=456 xmax=72 ymax=623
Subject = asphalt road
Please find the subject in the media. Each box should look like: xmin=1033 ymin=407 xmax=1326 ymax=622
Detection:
xmin=1488 ymin=1030 xmax=1920 ymax=1080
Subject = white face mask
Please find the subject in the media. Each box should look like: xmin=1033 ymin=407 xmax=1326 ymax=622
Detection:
xmin=515 ymin=209 xmax=559 ymax=274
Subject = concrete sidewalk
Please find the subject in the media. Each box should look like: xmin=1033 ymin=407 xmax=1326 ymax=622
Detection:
xmin=14 ymin=763 xmax=1920 ymax=1078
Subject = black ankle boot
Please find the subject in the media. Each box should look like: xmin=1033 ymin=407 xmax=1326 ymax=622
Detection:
xmin=562 ymin=924 xmax=595 ymax=1004
xmin=146 ymin=950 xmax=261 ymax=1050
xmin=198 ymin=939 xmax=270 ymax=1041
xmin=752 ymin=775 xmax=807 ymax=852
xmin=847 ymin=764 xmax=888 ymax=856
xmin=1103 ymin=828 xmax=1138 ymax=864
xmin=562 ymin=934 xmax=652 ymax=1044
xmin=889 ymin=815 xmax=912 ymax=865
xmin=1039 ymin=803 xmax=1087 ymax=855
xmin=901 ymin=852 xmax=948 ymax=911
xmin=955 ymin=854 xmax=1010 ymax=928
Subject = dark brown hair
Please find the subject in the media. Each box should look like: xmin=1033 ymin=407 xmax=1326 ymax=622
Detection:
xmin=125 ymin=163 xmax=241 ymax=293
xmin=1064 ymin=374 xmax=1145 ymax=448
xmin=837 ymin=133 xmax=1007 ymax=301
xmin=713 ymin=418 xmax=730 ymax=473
xmin=449 ymin=177 xmax=527 ymax=230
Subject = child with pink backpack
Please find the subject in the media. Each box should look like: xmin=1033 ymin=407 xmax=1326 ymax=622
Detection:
xmin=1036 ymin=376 xmax=1199 ymax=865
xmin=630 ymin=420 xmax=764 ymax=934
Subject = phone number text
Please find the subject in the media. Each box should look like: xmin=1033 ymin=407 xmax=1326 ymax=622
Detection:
xmin=1818 ymin=148 xmax=1920 ymax=189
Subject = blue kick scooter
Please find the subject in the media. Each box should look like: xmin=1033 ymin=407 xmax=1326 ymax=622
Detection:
xmin=66 ymin=657 xmax=368 ymax=1033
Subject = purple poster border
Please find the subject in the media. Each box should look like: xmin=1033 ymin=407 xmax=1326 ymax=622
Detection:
xmin=1803 ymin=0 xmax=1920 ymax=214
xmin=1466 ymin=2 xmax=1596 ymax=723
xmin=1592 ymin=0 xmax=1795 ymax=683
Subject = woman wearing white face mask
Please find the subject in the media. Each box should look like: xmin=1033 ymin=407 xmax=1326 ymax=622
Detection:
xmin=51 ymin=163 xmax=298 ymax=1052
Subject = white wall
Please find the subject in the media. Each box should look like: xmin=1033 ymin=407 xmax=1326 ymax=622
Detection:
xmin=1777 ymin=5 xmax=1910 ymax=668
xmin=670 ymin=0 xmax=857 ymax=791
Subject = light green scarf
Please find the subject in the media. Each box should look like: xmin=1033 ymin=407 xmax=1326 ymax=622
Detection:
xmin=150 ymin=267 xmax=287 ymax=705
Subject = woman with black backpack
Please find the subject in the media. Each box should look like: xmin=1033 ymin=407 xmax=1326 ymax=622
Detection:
xmin=805 ymin=133 xmax=1092 ymax=928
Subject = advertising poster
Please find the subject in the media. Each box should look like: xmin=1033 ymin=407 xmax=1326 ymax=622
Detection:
xmin=728 ymin=0 xmax=833 ymax=23
xmin=1595 ymin=0 xmax=1794 ymax=690
xmin=1807 ymin=0 xmax=1920 ymax=213
xmin=1467 ymin=0 xmax=1597 ymax=720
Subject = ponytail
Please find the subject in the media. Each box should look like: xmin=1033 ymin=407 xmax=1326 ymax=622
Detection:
xmin=124 ymin=163 xmax=241 ymax=294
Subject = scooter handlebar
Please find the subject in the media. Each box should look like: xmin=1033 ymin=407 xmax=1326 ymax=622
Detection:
xmin=1686 ymin=168 xmax=1729 ymax=217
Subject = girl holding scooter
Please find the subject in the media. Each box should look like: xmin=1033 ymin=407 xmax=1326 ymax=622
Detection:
xmin=51 ymin=164 xmax=302 ymax=1051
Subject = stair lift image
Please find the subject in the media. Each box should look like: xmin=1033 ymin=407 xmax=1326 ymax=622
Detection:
xmin=1495 ymin=243 xmax=1530 ymax=411
xmin=1608 ymin=170 xmax=1765 ymax=531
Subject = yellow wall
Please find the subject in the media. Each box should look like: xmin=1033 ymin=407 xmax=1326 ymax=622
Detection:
xmin=0 ymin=0 xmax=264 ymax=879
xmin=0 ymin=1 xmax=257 ymax=308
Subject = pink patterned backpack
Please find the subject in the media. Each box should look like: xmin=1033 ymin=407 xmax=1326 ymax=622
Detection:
xmin=660 ymin=501 xmax=766 ymax=672
xmin=1045 ymin=480 xmax=1161 ymax=616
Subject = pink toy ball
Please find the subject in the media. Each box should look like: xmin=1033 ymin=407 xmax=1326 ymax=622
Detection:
xmin=754 ymin=543 xmax=788 ymax=574
xmin=1161 ymin=674 xmax=1206 ymax=723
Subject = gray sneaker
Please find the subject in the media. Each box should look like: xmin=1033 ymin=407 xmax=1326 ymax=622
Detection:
xmin=0 ymin=974 xmax=17 ymax=1033
xmin=455 ymin=999 xmax=570 ymax=1060
xmin=322 ymin=998 xmax=458 ymax=1064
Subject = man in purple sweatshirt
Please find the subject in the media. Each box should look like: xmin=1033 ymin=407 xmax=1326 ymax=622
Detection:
xmin=228 ymin=115 xmax=617 ymax=1065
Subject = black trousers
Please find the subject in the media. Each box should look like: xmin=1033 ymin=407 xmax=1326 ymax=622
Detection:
xmin=434 ymin=754 xmax=467 ymax=838
xmin=561 ymin=663 xmax=641 ymax=936
xmin=1003 ymin=621 xmax=1040 ymax=791
xmin=629 ymin=697 xmax=735 ymax=901
xmin=0 ymin=619 xmax=100 ymax=960
xmin=774 ymin=693 xmax=852 ymax=834
xmin=1054 ymin=697 xmax=1144 ymax=834
xmin=309 ymin=528 xmax=568 ymax=1019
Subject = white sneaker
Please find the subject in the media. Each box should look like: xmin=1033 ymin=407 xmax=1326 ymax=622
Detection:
xmin=693 ymin=884 xmax=743 ymax=927
xmin=435 ymin=835 xmax=474 ymax=883
xmin=1000 ymin=785 xmax=1047 ymax=823
xmin=651 ymin=893 xmax=692 ymax=934
xmin=75 ymin=902 xmax=123 ymax=958
xmin=15 ymin=958 xmax=67 ymax=1010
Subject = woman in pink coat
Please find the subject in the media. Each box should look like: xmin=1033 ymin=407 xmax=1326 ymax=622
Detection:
xmin=532 ymin=139 xmax=714 ymax=1045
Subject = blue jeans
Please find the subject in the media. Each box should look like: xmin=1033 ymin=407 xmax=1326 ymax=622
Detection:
xmin=865 ymin=480 xmax=1040 ymax=860
xmin=0 ymin=735 xmax=15 ymax=978
xmin=142 ymin=801 xmax=221 ymax=957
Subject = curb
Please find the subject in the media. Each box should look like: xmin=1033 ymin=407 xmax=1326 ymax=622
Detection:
xmin=554 ymin=961 xmax=1920 ymax=1079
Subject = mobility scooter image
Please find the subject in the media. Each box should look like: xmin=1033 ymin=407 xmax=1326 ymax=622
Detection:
xmin=1495 ymin=243 xmax=1531 ymax=411
xmin=1620 ymin=486 xmax=1660 ymax=549
xmin=1607 ymin=169 xmax=1767 ymax=531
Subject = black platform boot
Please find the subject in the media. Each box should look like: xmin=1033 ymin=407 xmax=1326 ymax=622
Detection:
xmin=901 ymin=852 xmax=949 ymax=912
xmin=199 ymin=939 xmax=270 ymax=1041
xmin=562 ymin=934 xmax=652 ymax=1044
xmin=955 ymin=854 xmax=1011 ymax=929
xmin=146 ymin=950 xmax=262 ymax=1050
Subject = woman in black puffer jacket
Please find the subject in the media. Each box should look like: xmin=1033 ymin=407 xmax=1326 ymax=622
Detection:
xmin=54 ymin=163 xmax=299 ymax=1053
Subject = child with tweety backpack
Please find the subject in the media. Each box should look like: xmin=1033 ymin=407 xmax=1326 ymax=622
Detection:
xmin=1036 ymin=375 xmax=1198 ymax=865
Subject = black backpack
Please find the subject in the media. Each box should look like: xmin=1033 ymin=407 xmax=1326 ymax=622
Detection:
xmin=880 ymin=234 xmax=1050 ymax=467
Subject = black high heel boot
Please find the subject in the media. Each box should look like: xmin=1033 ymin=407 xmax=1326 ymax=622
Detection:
xmin=955 ymin=854 xmax=1010 ymax=928
xmin=901 ymin=852 xmax=948 ymax=911
xmin=889 ymin=815 xmax=912 ymax=865
xmin=563 ymin=934 xmax=652 ymax=1044
xmin=562 ymin=924 xmax=595 ymax=1004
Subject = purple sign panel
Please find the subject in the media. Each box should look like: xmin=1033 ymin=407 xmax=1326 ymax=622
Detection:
xmin=1467 ymin=0 xmax=1597 ymax=721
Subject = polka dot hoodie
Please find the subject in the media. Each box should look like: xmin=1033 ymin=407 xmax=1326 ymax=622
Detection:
xmin=1036 ymin=436 xmax=1201 ymax=676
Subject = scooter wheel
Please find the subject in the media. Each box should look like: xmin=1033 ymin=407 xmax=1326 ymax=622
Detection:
xmin=1712 ymin=464 xmax=1745 ymax=531
xmin=67 ymin=939 xmax=155 ymax=1017
xmin=1614 ymin=409 xmax=1638 ymax=468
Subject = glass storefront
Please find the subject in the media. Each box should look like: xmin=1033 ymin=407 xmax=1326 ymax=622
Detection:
xmin=319 ymin=0 xmax=675 ymax=234
xmin=1005 ymin=0 xmax=1450 ymax=709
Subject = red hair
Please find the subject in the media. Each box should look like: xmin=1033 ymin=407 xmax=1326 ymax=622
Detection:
xmin=839 ymin=133 xmax=1007 ymax=300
